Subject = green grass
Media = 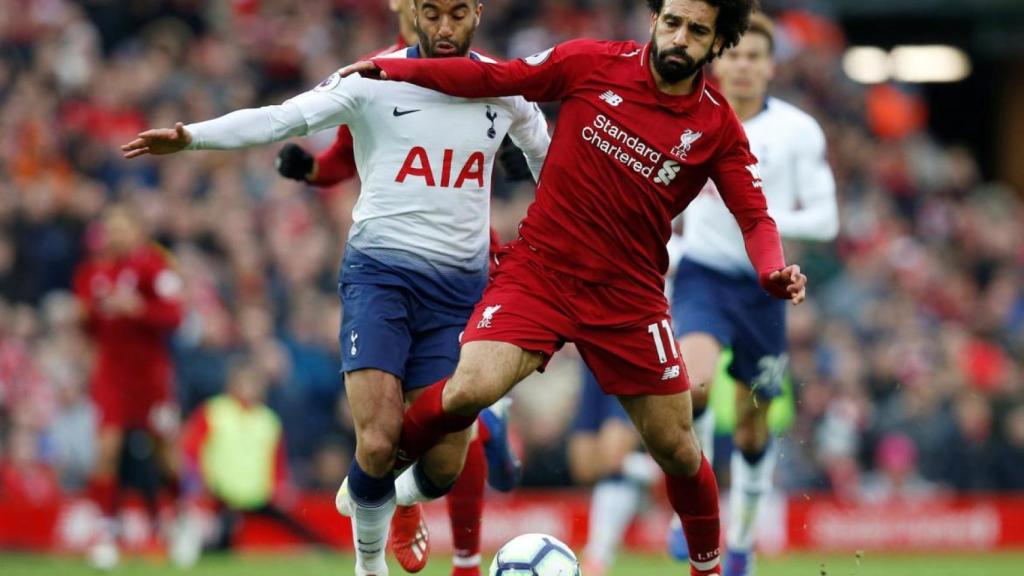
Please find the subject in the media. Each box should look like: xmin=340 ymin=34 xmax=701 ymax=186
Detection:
xmin=3 ymin=551 xmax=1024 ymax=576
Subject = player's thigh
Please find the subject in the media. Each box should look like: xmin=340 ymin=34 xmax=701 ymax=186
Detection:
xmin=729 ymin=295 xmax=788 ymax=403
xmin=444 ymin=340 xmax=545 ymax=416
xmin=679 ymin=333 xmax=723 ymax=398
xmin=617 ymin=392 xmax=700 ymax=476
xmin=567 ymin=434 xmax=600 ymax=484
xmin=338 ymin=282 xmax=414 ymax=382
xmin=94 ymin=425 xmax=125 ymax=475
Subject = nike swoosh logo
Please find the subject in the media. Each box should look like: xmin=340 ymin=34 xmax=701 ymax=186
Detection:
xmin=393 ymin=107 xmax=421 ymax=117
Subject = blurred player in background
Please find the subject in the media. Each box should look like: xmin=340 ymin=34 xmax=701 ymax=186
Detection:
xmin=72 ymin=204 xmax=184 ymax=569
xmin=343 ymin=1 xmax=809 ymax=574
xmin=120 ymin=2 xmax=551 ymax=575
xmin=568 ymin=367 xmax=659 ymax=576
xmin=667 ymin=13 xmax=839 ymax=576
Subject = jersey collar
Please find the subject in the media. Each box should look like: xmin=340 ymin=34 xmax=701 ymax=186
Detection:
xmin=638 ymin=43 xmax=709 ymax=112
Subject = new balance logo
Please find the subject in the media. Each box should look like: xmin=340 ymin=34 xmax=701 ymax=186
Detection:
xmin=654 ymin=160 xmax=681 ymax=186
xmin=599 ymin=90 xmax=623 ymax=107
xmin=662 ymin=365 xmax=681 ymax=380
xmin=477 ymin=305 xmax=502 ymax=329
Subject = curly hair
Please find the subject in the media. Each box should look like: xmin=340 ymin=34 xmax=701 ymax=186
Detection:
xmin=646 ymin=0 xmax=760 ymax=58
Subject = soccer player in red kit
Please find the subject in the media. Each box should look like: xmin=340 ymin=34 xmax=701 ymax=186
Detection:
xmin=73 ymin=205 xmax=184 ymax=568
xmin=343 ymin=1 xmax=808 ymax=574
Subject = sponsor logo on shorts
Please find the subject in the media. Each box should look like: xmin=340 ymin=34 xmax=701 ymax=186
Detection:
xmin=477 ymin=304 xmax=502 ymax=329
xmin=662 ymin=365 xmax=681 ymax=380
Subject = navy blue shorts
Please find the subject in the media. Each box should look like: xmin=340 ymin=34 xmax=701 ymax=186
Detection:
xmin=338 ymin=249 xmax=480 ymax=392
xmin=571 ymin=362 xmax=632 ymax=434
xmin=671 ymin=258 xmax=788 ymax=399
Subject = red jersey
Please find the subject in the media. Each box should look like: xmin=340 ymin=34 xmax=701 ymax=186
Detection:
xmin=73 ymin=244 xmax=183 ymax=423
xmin=309 ymin=39 xmax=408 ymax=187
xmin=374 ymin=40 xmax=787 ymax=308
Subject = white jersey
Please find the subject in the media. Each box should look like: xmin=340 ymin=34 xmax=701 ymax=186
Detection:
xmin=185 ymin=48 xmax=550 ymax=278
xmin=680 ymin=97 xmax=838 ymax=276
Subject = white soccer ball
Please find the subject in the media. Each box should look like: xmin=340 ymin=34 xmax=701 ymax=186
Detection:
xmin=489 ymin=533 xmax=581 ymax=576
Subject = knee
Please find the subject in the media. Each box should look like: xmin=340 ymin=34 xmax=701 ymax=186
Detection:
xmin=443 ymin=366 xmax=500 ymax=416
xmin=356 ymin=426 xmax=399 ymax=476
xmin=646 ymin=425 xmax=703 ymax=477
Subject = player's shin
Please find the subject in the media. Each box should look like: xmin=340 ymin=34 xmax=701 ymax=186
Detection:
xmin=666 ymin=456 xmax=722 ymax=576
xmin=583 ymin=478 xmax=642 ymax=575
xmin=448 ymin=437 xmax=487 ymax=576
xmin=397 ymin=378 xmax=478 ymax=470
xmin=726 ymin=440 xmax=777 ymax=553
xmin=348 ymin=459 xmax=398 ymax=574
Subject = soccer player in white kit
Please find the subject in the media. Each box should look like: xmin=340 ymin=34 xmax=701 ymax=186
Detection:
xmin=120 ymin=3 xmax=550 ymax=575
xmin=666 ymin=13 xmax=838 ymax=576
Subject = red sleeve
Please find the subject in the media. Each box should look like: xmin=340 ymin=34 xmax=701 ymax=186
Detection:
xmin=373 ymin=39 xmax=602 ymax=102
xmin=309 ymin=125 xmax=358 ymax=187
xmin=137 ymin=252 xmax=184 ymax=330
xmin=180 ymin=406 xmax=210 ymax=466
xmin=710 ymin=112 xmax=789 ymax=298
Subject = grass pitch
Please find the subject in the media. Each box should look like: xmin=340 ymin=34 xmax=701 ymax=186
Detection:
xmin=3 ymin=551 xmax=1023 ymax=575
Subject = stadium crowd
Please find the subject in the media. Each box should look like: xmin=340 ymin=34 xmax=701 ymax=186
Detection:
xmin=0 ymin=0 xmax=1022 ymax=510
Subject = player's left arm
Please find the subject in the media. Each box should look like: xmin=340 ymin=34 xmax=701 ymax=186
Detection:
xmin=771 ymin=120 xmax=839 ymax=241
xmin=506 ymin=100 xmax=551 ymax=182
xmin=711 ymin=116 xmax=806 ymax=303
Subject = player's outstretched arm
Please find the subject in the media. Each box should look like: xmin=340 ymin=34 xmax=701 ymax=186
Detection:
xmin=342 ymin=41 xmax=593 ymax=103
xmin=121 ymin=123 xmax=192 ymax=159
xmin=123 ymin=78 xmax=364 ymax=159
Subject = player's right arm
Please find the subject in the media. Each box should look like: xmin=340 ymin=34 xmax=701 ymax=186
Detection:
xmin=121 ymin=72 xmax=371 ymax=159
xmin=343 ymin=39 xmax=600 ymax=102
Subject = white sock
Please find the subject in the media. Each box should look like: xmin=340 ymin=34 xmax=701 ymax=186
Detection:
xmin=352 ymin=493 xmax=396 ymax=575
xmin=621 ymin=452 xmax=660 ymax=486
xmin=394 ymin=466 xmax=427 ymax=507
xmin=693 ymin=408 xmax=715 ymax=465
xmin=726 ymin=443 xmax=777 ymax=552
xmin=583 ymin=480 xmax=641 ymax=568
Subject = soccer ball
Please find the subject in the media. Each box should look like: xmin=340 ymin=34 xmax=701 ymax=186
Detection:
xmin=489 ymin=533 xmax=581 ymax=576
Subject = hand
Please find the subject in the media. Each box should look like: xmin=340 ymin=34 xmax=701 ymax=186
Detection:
xmin=100 ymin=288 xmax=144 ymax=316
xmin=276 ymin=143 xmax=316 ymax=181
xmin=340 ymin=60 xmax=386 ymax=80
xmin=121 ymin=122 xmax=192 ymax=159
xmin=764 ymin=264 xmax=807 ymax=305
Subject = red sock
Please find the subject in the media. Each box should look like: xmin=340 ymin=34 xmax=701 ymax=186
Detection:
xmin=398 ymin=378 xmax=478 ymax=469
xmin=665 ymin=456 xmax=721 ymax=576
xmin=88 ymin=475 xmax=118 ymax=517
xmin=448 ymin=436 xmax=486 ymax=576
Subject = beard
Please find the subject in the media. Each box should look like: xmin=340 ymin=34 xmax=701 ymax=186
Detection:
xmin=651 ymin=39 xmax=713 ymax=84
xmin=419 ymin=29 xmax=474 ymax=58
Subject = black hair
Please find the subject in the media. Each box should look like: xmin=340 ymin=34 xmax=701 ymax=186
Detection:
xmin=647 ymin=0 xmax=759 ymax=58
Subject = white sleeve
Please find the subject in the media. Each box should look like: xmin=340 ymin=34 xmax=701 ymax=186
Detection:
xmin=185 ymin=72 xmax=368 ymax=151
xmin=507 ymin=99 xmax=551 ymax=183
xmin=771 ymin=122 xmax=839 ymax=241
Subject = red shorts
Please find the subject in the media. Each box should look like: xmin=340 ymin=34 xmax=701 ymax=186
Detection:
xmin=92 ymin=371 xmax=175 ymax=433
xmin=461 ymin=241 xmax=689 ymax=396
